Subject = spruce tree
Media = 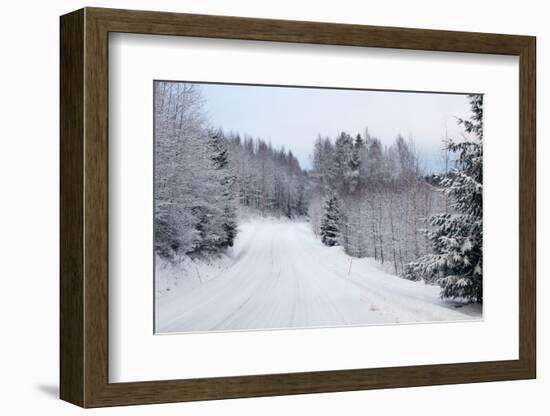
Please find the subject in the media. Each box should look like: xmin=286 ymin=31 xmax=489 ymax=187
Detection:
xmin=348 ymin=134 xmax=362 ymax=193
xmin=404 ymin=95 xmax=483 ymax=302
xmin=208 ymin=130 xmax=238 ymax=248
xmin=320 ymin=195 xmax=341 ymax=247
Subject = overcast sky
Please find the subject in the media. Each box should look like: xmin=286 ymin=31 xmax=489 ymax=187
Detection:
xmin=195 ymin=82 xmax=473 ymax=172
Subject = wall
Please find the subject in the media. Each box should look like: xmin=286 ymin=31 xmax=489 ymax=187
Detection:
xmin=0 ymin=0 xmax=545 ymax=414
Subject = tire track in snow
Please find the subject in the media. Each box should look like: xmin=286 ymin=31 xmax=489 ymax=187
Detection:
xmin=156 ymin=220 xmax=480 ymax=333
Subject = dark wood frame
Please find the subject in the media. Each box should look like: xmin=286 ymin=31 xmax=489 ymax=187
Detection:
xmin=60 ymin=7 xmax=536 ymax=408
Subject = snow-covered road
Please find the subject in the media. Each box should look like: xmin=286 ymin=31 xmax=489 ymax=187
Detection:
xmin=156 ymin=220 xmax=481 ymax=333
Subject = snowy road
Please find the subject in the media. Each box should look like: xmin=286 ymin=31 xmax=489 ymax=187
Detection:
xmin=156 ymin=220 xmax=481 ymax=333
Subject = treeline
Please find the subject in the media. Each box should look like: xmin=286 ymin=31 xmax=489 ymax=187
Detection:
xmin=225 ymin=133 xmax=309 ymax=218
xmin=154 ymin=82 xmax=307 ymax=260
xmin=310 ymin=95 xmax=483 ymax=303
xmin=154 ymin=81 xmax=482 ymax=302
xmin=154 ymin=82 xmax=238 ymax=259
xmin=309 ymin=130 xmax=444 ymax=275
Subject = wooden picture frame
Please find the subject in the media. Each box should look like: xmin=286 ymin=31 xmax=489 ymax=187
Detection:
xmin=60 ymin=7 xmax=536 ymax=408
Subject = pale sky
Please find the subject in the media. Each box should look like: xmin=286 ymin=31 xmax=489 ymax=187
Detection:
xmin=195 ymin=82 xmax=474 ymax=172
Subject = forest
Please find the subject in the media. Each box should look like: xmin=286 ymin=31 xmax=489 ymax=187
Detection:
xmin=154 ymin=81 xmax=483 ymax=303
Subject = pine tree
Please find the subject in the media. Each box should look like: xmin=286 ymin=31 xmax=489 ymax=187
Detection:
xmin=404 ymin=95 xmax=483 ymax=302
xmin=348 ymin=134 xmax=363 ymax=194
xmin=320 ymin=194 xmax=341 ymax=247
xmin=208 ymin=129 xmax=229 ymax=169
xmin=208 ymin=130 xmax=238 ymax=248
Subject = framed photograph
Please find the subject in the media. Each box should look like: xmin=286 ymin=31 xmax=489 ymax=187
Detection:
xmin=60 ymin=7 xmax=536 ymax=407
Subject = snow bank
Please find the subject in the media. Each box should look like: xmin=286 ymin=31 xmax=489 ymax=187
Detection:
xmin=155 ymin=253 xmax=234 ymax=298
xmin=155 ymin=219 xmax=482 ymax=333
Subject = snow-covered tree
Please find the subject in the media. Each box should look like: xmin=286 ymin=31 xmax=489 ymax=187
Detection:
xmin=208 ymin=129 xmax=238 ymax=248
xmin=226 ymin=134 xmax=309 ymax=219
xmin=308 ymin=126 xmax=442 ymax=272
xmin=348 ymin=134 xmax=363 ymax=194
xmin=154 ymin=82 xmax=207 ymax=258
xmin=154 ymin=80 xmax=470 ymax=297
xmin=154 ymin=82 xmax=240 ymax=259
xmin=333 ymin=132 xmax=355 ymax=195
xmin=404 ymin=94 xmax=483 ymax=302
xmin=320 ymin=194 xmax=341 ymax=246
xmin=311 ymin=135 xmax=336 ymax=196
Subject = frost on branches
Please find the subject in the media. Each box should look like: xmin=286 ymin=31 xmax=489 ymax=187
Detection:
xmin=308 ymin=129 xmax=439 ymax=274
xmin=154 ymin=82 xmax=309 ymax=261
xmin=320 ymin=194 xmax=341 ymax=247
xmin=154 ymin=83 xmax=238 ymax=258
xmin=404 ymin=95 xmax=483 ymax=303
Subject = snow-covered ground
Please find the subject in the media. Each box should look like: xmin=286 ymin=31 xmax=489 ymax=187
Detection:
xmin=155 ymin=219 xmax=482 ymax=333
